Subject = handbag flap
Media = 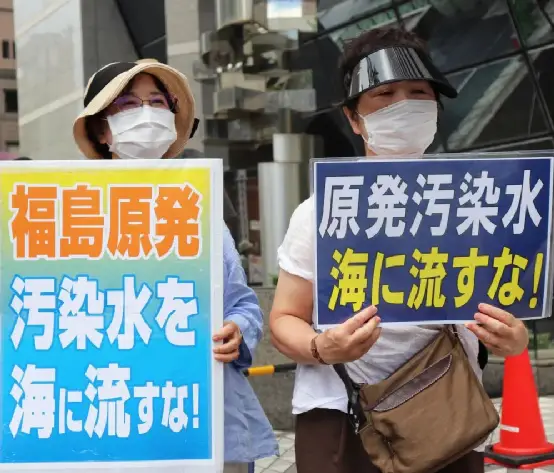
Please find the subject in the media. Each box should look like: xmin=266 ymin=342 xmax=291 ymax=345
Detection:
xmin=361 ymin=329 xmax=456 ymax=407
xmin=373 ymin=354 xmax=452 ymax=412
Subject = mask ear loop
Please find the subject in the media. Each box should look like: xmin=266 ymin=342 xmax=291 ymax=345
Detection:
xmin=357 ymin=112 xmax=370 ymax=145
xmin=99 ymin=116 xmax=112 ymax=160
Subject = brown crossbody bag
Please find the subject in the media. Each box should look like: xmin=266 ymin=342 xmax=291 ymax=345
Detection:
xmin=333 ymin=326 xmax=499 ymax=473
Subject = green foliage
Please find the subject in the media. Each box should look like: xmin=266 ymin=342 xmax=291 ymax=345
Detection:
xmin=529 ymin=331 xmax=552 ymax=350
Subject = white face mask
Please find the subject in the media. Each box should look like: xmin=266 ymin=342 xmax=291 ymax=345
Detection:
xmin=359 ymin=99 xmax=438 ymax=157
xmin=107 ymin=105 xmax=177 ymax=159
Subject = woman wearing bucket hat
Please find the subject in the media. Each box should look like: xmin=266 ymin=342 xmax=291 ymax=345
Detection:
xmin=74 ymin=60 xmax=278 ymax=473
xmin=73 ymin=59 xmax=199 ymax=159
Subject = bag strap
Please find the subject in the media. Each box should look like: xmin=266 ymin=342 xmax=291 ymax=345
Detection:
xmin=333 ymin=364 xmax=366 ymax=432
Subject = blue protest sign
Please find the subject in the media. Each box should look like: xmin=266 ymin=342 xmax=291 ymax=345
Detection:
xmin=0 ymin=160 xmax=224 ymax=472
xmin=314 ymin=156 xmax=553 ymax=328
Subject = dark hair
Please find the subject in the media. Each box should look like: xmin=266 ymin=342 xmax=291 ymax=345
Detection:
xmin=339 ymin=27 xmax=429 ymax=113
xmin=15 ymin=156 xmax=31 ymax=161
xmin=84 ymin=73 xmax=172 ymax=159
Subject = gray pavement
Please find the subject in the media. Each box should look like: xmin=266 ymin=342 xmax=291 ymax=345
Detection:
xmin=256 ymin=396 xmax=554 ymax=473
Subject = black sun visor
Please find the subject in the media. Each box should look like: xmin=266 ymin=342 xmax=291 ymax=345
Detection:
xmin=347 ymin=46 xmax=458 ymax=101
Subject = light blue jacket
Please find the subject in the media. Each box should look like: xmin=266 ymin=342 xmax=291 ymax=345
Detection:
xmin=222 ymin=227 xmax=279 ymax=463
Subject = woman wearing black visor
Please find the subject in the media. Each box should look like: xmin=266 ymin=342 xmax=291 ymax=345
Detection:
xmin=270 ymin=27 xmax=528 ymax=473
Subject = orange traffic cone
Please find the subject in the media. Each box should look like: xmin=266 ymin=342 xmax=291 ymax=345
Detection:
xmin=485 ymin=349 xmax=554 ymax=468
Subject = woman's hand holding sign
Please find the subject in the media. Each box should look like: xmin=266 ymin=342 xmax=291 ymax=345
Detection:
xmin=466 ymin=303 xmax=528 ymax=358
xmin=213 ymin=321 xmax=243 ymax=362
xmin=315 ymin=306 xmax=381 ymax=364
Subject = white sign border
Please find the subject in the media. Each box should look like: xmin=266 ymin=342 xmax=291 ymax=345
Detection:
xmin=0 ymin=159 xmax=225 ymax=473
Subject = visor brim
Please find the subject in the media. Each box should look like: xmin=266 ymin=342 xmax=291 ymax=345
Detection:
xmin=346 ymin=46 xmax=458 ymax=101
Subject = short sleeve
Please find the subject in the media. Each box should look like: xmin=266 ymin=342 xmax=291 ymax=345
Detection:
xmin=277 ymin=196 xmax=315 ymax=281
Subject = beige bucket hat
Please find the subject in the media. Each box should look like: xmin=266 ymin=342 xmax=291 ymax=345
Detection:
xmin=73 ymin=59 xmax=198 ymax=159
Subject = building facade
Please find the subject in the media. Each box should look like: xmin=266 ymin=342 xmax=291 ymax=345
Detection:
xmin=0 ymin=0 xmax=18 ymax=156
xmin=11 ymin=0 xmax=554 ymax=157
xmin=11 ymin=0 xmax=554 ymax=363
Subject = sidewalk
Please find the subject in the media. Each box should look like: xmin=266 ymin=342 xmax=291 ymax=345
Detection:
xmin=255 ymin=431 xmax=296 ymax=473
xmin=255 ymin=396 xmax=554 ymax=473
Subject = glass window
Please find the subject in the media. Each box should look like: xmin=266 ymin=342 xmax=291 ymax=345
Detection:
xmin=509 ymin=0 xmax=554 ymax=48
xmin=438 ymin=55 xmax=549 ymax=151
xmin=328 ymin=8 xmax=399 ymax=46
xmin=116 ymin=0 xmax=165 ymax=51
xmin=531 ymin=318 xmax=554 ymax=359
xmin=12 ymin=41 xmax=16 ymax=60
xmin=427 ymin=133 xmax=445 ymax=154
xmin=268 ymin=0 xmax=317 ymax=31
xmin=416 ymin=0 xmax=518 ymax=73
xmin=317 ymin=0 xmax=393 ymax=31
xmin=291 ymin=35 xmax=343 ymax=110
xmin=2 ymin=40 xmax=9 ymax=59
xmin=477 ymin=137 xmax=554 ymax=152
xmin=268 ymin=0 xmax=304 ymax=18
xmin=141 ymin=40 xmax=167 ymax=64
xmin=397 ymin=0 xmax=438 ymax=28
xmin=529 ymin=44 xmax=554 ymax=129
xmin=4 ymin=89 xmax=18 ymax=113
xmin=295 ymin=8 xmax=403 ymax=111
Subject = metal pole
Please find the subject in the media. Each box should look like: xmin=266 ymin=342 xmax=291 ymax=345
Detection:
xmin=235 ymin=169 xmax=250 ymax=245
xmin=243 ymin=363 xmax=297 ymax=377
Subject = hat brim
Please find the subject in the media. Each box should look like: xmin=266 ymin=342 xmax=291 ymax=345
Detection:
xmin=73 ymin=62 xmax=196 ymax=159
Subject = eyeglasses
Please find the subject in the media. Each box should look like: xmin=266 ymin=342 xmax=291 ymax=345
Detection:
xmin=112 ymin=92 xmax=178 ymax=113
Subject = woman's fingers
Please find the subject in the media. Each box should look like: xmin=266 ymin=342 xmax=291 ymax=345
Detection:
xmin=213 ymin=336 xmax=241 ymax=355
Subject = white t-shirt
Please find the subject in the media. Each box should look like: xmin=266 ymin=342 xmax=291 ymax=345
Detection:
xmin=277 ymin=196 xmax=483 ymax=416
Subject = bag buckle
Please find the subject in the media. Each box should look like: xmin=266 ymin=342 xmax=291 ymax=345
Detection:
xmin=347 ymin=384 xmax=367 ymax=433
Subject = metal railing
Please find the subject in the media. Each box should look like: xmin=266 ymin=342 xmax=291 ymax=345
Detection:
xmin=243 ymin=362 xmax=297 ymax=377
